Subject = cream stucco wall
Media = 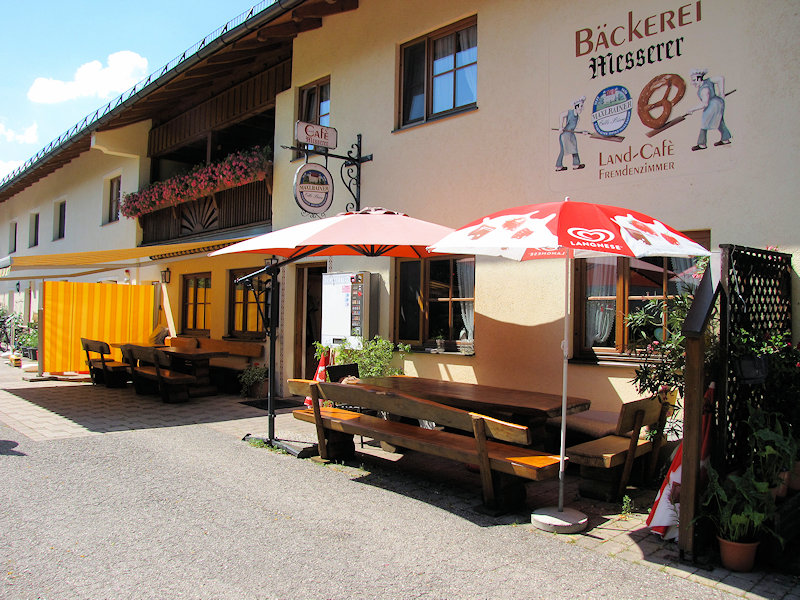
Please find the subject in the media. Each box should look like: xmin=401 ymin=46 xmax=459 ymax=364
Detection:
xmin=267 ymin=0 xmax=800 ymax=408
xmin=0 ymin=121 xmax=157 ymax=314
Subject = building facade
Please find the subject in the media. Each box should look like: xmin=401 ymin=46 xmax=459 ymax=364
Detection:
xmin=1 ymin=0 xmax=797 ymax=410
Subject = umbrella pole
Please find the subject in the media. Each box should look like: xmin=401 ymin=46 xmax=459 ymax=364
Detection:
xmin=558 ymin=255 xmax=570 ymax=512
xmin=531 ymin=255 xmax=588 ymax=534
xmin=267 ymin=272 xmax=279 ymax=443
xmin=264 ymin=268 xmax=312 ymax=457
xmin=239 ymin=261 xmax=312 ymax=458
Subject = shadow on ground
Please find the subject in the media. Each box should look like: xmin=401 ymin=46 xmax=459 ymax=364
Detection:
xmin=1 ymin=382 xmax=282 ymax=434
xmin=0 ymin=439 xmax=25 ymax=455
xmin=319 ymin=442 xmax=659 ymax=530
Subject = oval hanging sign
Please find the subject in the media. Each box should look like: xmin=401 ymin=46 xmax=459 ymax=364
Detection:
xmin=294 ymin=163 xmax=334 ymax=214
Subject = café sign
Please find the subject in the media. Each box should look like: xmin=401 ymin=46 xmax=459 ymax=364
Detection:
xmin=294 ymin=163 xmax=334 ymax=214
xmin=295 ymin=121 xmax=338 ymax=149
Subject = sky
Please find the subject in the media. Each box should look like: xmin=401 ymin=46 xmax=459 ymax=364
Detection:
xmin=0 ymin=0 xmax=275 ymax=180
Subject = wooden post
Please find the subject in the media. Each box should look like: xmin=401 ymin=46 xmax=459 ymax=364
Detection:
xmin=618 ymin=410 xmax=645 ymax=499
xmin=679 ymin=334 xmax=705 ymax=555
xmin=310 ymin=384 xmax=328 ymax=460
xmin=471 ymin=415 xmax=496 ymax=508
xmin=679 ymin=267 xmax=718 ymax=557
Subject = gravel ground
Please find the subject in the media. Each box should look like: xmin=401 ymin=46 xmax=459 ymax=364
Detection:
xmin=0 ymin=417 xmax=738 ymax=600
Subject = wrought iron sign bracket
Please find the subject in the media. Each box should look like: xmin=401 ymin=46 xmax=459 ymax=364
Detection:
xmin=282 ymin=134 xmax=372 ymax=212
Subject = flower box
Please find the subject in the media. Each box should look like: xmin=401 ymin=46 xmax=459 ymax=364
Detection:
xmin=121 ymin=145 xmax=272 ymax=219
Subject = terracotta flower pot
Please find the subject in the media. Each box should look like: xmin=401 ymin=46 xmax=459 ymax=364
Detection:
xmin=771 ymin=471 xmax=790 ymax=498
xmin=789 ymin=460 xmax=800 ymax=491
xmin=717 ymin=536 xmax=759 ymax=572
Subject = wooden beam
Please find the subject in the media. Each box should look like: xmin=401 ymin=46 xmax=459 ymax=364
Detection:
xmin=181 ymin=58 xmax=257 ymax=79
xmin=205 ymin=44 xmax=285 ymax=64
xmin=292 ymin=0 xmax=358 ymax=20
xmin=679 ymin=335 xmax=705 ymax=556
xmin=256 ymin=18 xmax=322 ymax=41
xmin=158 ymin=79 xmax=210 ymax=93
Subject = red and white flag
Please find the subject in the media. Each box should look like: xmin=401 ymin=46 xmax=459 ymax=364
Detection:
xmin=647 ymin=383 xmax=714 ymax=540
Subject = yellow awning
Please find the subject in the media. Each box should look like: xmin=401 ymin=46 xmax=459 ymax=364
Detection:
xmin=0 ymin=239 xmax=244 ymax=279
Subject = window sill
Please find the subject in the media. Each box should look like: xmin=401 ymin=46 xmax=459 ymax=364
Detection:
xmin=392 ymin=105 xmax=478 ymax=134
xmin=570 ymin=355 xmax=642 ymax=368
xmin=409 ymin=345 xmax=474 ymax=357
xmin=222 ymin=335 xmax=266 ymax=342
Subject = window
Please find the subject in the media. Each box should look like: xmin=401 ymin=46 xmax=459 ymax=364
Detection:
xmin=54 ymin=201 xmax=66 ymax=240
xmin=298 ymin=78 xmax=330 ymax=153
xmin=396 ymin=256 xmax=475 ymax=350
xmin=399 ymin=16 xmax=477 ymax=127
xmin=575 ymin=230 xmax=710 ymax=359
xmin=28 ymin=214 xmax=39 ymax=248
xmin=107 ymin=176 xmax=121 ymax=223
xmin=182 ymin=273 xmax=212 ymax=335
xmin=8 ymin=222 xmax=16 ymax=254
xmin=228 ymin=269 xmax=269 ymax=340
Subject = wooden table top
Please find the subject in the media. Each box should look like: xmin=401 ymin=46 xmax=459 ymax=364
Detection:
xmin=158 ymin=346 xmax=229 ymax=360
xmin=358 ymin=376 xmax=591 ymax=419
xmin=109 ymin=342 xmax=166 ymax=349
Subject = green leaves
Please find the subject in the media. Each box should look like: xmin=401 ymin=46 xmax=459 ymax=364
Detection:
xmin=317 ymin=336 xmax=411 ymax=378
xmin=702 ymin=464 xmax=776 ymax=543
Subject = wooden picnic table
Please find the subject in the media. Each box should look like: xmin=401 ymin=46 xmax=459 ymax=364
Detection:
xmin=158 ymin=346 xmax=229 ymax=360
xmin=109 ymin=341 xmax=166 ymax=349
xmin=158 ymin=346 xmax=229 ymax=394
xmin=357 ymin=376 xmax=591 ymax=422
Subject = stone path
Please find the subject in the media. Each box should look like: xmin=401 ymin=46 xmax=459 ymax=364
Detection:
xmin=0 ymin=360 xmax=798 ymax=598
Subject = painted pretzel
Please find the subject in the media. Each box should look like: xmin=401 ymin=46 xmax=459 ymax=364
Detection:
xmin=637 ymin=74 xmax=686 ymax=130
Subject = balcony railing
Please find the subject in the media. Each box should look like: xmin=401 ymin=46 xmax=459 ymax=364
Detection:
xmin=140 ymin=178 xmax=271 ymax=244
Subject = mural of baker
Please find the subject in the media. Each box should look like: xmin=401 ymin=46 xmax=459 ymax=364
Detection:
xmin=688 ymin=68 xmax=732 ymax=151
xmin=555 ymin=96 xmax=586 ymax=171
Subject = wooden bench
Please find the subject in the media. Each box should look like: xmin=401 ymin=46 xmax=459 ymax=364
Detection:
xmin=80 ymin=338 xmax=130 ymax=388
xmin=121 ymin=345 xmax=197 ymax=403
xmin=566 ymin=395 xmax=669 ymax=501
xmin=166 ymin=336 xmax=265 ymax=393
xmin=288 ymin=379 xmax=562 ymax=513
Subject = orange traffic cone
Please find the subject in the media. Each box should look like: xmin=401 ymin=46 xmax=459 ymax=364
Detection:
xmin=305 ymin=350 xmax=330 ymax=407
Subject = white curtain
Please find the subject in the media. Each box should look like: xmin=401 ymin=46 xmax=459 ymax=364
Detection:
xmin=584 ymin=258 xmax=616 ymax=347
xmin=670 ymin=256 xmax=699 ymax=295
xmin=456 ymin=258 xmax=475 ymax=341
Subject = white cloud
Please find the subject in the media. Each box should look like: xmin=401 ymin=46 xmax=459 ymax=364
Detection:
xmin=27 ymin=51 xmax=149 ymax=104
xmin=0 ymin=122 xmax=38 ymax=144
xmin=0 ymin=160 xmax=24 ymax=180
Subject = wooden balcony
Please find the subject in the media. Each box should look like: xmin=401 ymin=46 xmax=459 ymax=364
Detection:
xmin=139 ymin=178 xmax=271 ymax=244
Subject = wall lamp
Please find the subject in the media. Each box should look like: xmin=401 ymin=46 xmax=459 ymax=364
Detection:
xmin=160 ymin=267 xmax=171 ymax=284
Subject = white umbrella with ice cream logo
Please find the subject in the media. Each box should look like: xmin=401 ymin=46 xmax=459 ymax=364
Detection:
xmin=428 ymin=197 xmax=709 ymax=532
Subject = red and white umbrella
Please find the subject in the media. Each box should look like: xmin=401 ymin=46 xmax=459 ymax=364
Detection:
xmin=210 ymin=207 xmax=453 ymax=447
xmin=211 ymin=206 xmax=454 ymax=260
xmin=429 ymin=197 xmax=709 ymax=528
xmin=427 ymin=198 xmax=709 ymax=260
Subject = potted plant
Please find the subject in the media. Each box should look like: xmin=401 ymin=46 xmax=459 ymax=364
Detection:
xmin=700 ymin=463 xmax=776 ymax=572
xmin=756 ymin=331 xmax=800 ymax=489
xmin=747 ymin=404 xmax=797 ymax=498
xmin=238 ymin=364 xmax=269 ymax=399
xmin=317 ymin=336 xmax=411 ymax=378
xmin=627 ymin=282 xmax=719 ymax=441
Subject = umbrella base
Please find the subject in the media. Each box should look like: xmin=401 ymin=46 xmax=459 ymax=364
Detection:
xmin=530 ymin=506 xmax=588 ymax=534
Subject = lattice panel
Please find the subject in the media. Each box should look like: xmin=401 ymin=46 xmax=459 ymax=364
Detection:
xmin=719 ymin=245 xmax=793 ymax=470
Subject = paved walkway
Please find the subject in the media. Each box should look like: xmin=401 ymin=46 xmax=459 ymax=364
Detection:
xmin=0 ymin=360 xmax=798 ymax=599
